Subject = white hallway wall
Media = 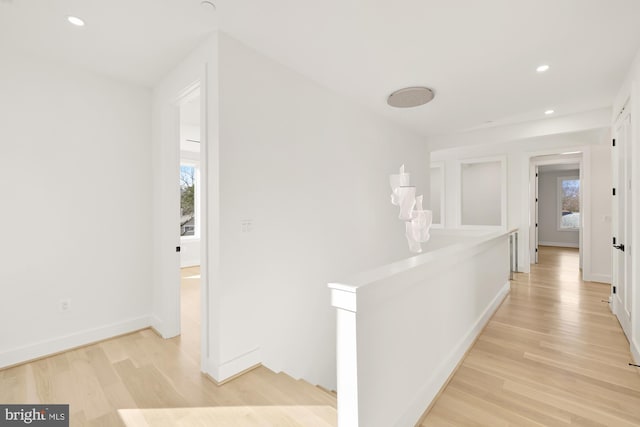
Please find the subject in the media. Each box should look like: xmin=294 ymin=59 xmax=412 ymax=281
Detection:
xmin=431 ymin=129 xmax=611 ymax=283
xmin=538 ymin=169 xmax=580 ymax=247
xmin=216 ymin=33 xmax=430 ymax=388
xmin=0 ymin=51 xmax=153 ymax=367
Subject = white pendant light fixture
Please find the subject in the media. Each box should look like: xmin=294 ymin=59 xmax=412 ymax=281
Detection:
xmin=389 ymin=165 xmax=410 ymax=206
xmin=389 ymin=165 xmax=433 ymax=253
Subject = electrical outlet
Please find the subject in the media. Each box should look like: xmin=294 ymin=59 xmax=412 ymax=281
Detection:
xmin=59 ymin=299 xmax=71 ymax=312
xmin=241 ymin=219 xmax=253 ymax=233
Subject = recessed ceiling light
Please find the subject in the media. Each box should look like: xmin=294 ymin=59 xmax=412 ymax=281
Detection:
xmin=387 ymin=87 xmax=435 ymax=108
xmin=545 ymin=109 xmax=555 ymax=115
xmin=67 ymin=16 xmax=85 ymax=27
xmin=536 ymin=64 xmax=550 ymax=73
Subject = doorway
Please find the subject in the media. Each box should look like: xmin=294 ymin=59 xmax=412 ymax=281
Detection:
xmin=530 ymin=154 xmax=583 ymax=275
xmin=177 ymin=85 xmax=204 ymax=363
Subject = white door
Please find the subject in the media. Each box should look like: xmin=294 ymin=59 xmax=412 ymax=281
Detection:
xmin=612 ymin=108 xmax=632 ymax=340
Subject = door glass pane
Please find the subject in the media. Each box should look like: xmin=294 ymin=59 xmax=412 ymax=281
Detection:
xmin=180 ymin=165 xmax=196 ymax=236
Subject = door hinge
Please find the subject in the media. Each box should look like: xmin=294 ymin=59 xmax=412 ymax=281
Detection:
xmin=535 ymin=248 xmax=538 ymax=252
xmin=613 ymin=237 xmax=617 ymax=245
xmin=536 ymin=173 xmax=538 ymax=177
xmin=613 ymin=286 xmax=617 ymax=294
xmin=176 ymin=246 xmax=181 ymax=252
xmin=613 ymin=188 xmax=616 ymax=196
xmin=613 ymin=138 xmax=616 ymax=147
xmin=535 ymin=198 xmax=538 ymax=202
xmin=535 ymin=223 xmax=538 ymax=227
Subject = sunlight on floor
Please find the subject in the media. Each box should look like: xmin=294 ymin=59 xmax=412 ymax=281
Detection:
xmin=178 ymin=265 xmax=200 ymax=363
xmin=118 ymin=405 xmax=337 ymax=427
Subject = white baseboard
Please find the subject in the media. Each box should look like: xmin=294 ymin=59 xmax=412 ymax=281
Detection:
xmin=539 ymin=241 xmax=579 ymax=248
xmin=151 ymin=314 xmax=181 ymax=339
xmin=632 ymin=340 xmax=640 ymax=365
xmin=0 ymin=315 xmax=152 ymax=369
xmin=180 ymin=260 xmax=200 ymax=268
xmin=214 ymin=348 xmax=261 ymax=383
xmin=583 ymin=273 xmax=612 ymax=284
xmin=395 ymin=281 xmax=510 ymax=427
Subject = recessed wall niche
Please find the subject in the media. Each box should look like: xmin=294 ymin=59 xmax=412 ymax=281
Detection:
xmin=460 ymin=159 xmax=504 ymax=227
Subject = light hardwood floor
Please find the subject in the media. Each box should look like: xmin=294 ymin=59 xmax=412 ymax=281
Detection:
xmin=177 ymin=265 xmax=201 ymax=364
xmin=4 ymin=248 xmax=638 ymax=426
xmin=422 ymin=246 xmax=640 ymax=426
xmin=0 ymin=267 xmax=336 ymax=426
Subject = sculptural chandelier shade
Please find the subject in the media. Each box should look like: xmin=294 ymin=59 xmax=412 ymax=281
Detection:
xmin=397 ymin=186 xmax=416 ymax=220
xmin=389 ymin=165 xmax=433 ymax=253
xmin=389 ymin=165 xmax=410 ymax=206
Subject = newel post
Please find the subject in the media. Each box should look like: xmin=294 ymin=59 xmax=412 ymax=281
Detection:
xmin=329 ymin=285 xmax=359 ymax=427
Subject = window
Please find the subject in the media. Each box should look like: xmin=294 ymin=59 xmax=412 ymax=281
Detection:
xmin=558 ymin=176 xmax=580 ymax=230
xmin=180 ymin=165 xmax=197 ymax=237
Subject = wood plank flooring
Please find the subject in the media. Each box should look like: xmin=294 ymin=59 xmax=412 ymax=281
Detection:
xmin=421 ymin=246 xmax=640 ymax=426
xmin=3 ymin=248 xmax=637 ymax=426
xmin=0 ymin=266 xmax=336 ymax=426
xmin=176 ymin=265 xmax=201 ymax=365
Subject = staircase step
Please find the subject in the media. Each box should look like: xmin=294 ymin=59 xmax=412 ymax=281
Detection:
xmin=293 ymin=378 xmax=337 ymax=406
xmin=316 ymin=384 xmax=337 ymax=397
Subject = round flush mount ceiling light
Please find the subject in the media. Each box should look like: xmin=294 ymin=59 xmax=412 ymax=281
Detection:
xmin=200 ymin=1 xmax=216 ymax=9
xmin=387 ymin=87 xmax=435 ymax=108
xmin=545 ymin=109 xmax=555 ymax=115
xmin=536 ymin=64 xmax=550 ymax=73
xmin=67 ymin=16 xmax=85 ymax=26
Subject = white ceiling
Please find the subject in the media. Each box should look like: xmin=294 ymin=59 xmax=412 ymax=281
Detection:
xmin=2 ymin=0 xmax=640 ymax=137
xmin=216 ymin=0 xmax=640 ymax=136
xmin=0 ymin=0 xmax=217 ymax=87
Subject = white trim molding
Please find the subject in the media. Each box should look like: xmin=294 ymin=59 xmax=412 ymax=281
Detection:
xmin=0 ymin=316 xmax=152 ymax=369
xmin=632 ymin=340 xmax=640 ymax=365
xmin=430 ymin=161 xmax=446 ymax=228
xmin=539 ymin=241 xmax=580 ymax=248
xmin=584 ymin=273 xmax=612 ymax=284
xmin=214 ymin=348 xmax=262 ymax=383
